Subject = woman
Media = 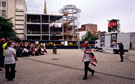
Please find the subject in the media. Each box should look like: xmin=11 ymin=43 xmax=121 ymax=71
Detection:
xmin=82 ymin=41 xmax=95 ymax=80
xmin=4 ymin=42 xmax=16 ymax=81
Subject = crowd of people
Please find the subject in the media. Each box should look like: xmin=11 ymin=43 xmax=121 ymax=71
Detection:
xmin=13 ymin=42 xmax=47 ymax=57
xmin=0 ymin=38 xmax=48 ymax=72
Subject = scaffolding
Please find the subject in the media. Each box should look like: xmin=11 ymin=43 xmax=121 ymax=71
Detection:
xmin=59 ymin=5 xmax=81 ymax=41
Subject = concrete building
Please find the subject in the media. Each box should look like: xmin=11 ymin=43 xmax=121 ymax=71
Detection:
xmin=0 ymin=0 xmax=26 ymax=39
xmin=26 ymin=13 xmax=63 ymax=40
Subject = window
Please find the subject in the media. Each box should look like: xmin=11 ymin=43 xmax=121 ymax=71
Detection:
xmin=2 ymin=10 xmax=6 ymax=16
xmin=2 ymin=2 xmax=6 ymax=7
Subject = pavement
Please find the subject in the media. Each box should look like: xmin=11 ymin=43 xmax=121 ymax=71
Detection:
xmin=0 ymin=49 xmax=135 ymax=84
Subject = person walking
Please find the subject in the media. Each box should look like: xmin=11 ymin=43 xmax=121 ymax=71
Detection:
xmin=4 ymin=42 xmax=16 ymax=81
xmin=118 ymin=42 xmax=124 ymax=62
xmin=82 ymin=41 xmax=95 ymax=80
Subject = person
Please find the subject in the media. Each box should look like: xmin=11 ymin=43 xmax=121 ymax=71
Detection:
xmin=82 ymin=41 xmax=95 ymax=80
xmin=118 ymin=42 xmax=124 ymax=62
xmin=4 ymin=42 xmax=16 ymax=81
xmin=40 ymin=46 xmax=47 ymax=55
xmin=2 ymin=38 xmax=9 ymax=67
xmin=0 ymin=38 xmax=4 ymax=71
xmin=53 ymin=44 xmax=57 ymax=54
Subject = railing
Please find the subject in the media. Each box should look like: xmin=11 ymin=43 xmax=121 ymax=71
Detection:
xmin=27 ymin=31 xmax=40 ymax=34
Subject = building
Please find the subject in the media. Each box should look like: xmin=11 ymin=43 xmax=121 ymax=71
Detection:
xmin=0 ymin=0 xmax=26 ymax=39
xmin=26 ymin=13 xmax=63 ymax=40
xmin=0 ymin=0 xmax=79 ymax=41
xmin=75 ymin=23 xmax=98 ymax=40
xmin=130 ymin=32 xmax=135 ymax=49
xmin=77 ymin=23 xmax=97 ymax=36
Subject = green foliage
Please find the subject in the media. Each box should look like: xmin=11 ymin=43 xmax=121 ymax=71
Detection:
xmin=82 ymin=31 xmax=98 ymax=41
xmin=0 ymin=16 xmax=16 ymax=38
xmin=90 ymin=36 xmax=98 ymax=40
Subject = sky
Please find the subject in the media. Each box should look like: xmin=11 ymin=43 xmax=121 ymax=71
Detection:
xmin=25 ymin=0 xmax=135 ymax=33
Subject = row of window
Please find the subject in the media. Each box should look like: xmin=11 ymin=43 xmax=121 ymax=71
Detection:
xmin=0 ymin=1 xmax=6 ymax=16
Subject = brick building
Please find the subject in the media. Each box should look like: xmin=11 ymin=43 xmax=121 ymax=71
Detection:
xmin=76 ymin=23 xmax=97 ymax=36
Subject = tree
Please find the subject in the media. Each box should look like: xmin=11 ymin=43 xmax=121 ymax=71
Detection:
xmin=82 ymin=31 xmax=98 ymax=41
xmin=0 ymin=16 xmax=16 ymax=38
xmin=90 ymin=35 xmax=98 ymax=40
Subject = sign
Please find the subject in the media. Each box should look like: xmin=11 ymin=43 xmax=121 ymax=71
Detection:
xmin=64 ymin=41 xmax=68 ymax=46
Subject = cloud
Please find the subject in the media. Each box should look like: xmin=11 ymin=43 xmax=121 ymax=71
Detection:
xmin=25 ymin=0 xmax=44 ymax=13
xmin=25 ymin=0 xmax=135 ymax=32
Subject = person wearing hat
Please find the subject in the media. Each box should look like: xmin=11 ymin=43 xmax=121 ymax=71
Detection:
xmin=82 ymin=41 xmax=95 ymax=80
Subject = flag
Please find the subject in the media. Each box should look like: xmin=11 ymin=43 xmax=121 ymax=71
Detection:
xmin=90 ymin=56 xmax=98 ymax=66
xmin=84 ymin=49 xmax=92 ymax=54
xmin=90 ymin=60 xmax=98 ymax=66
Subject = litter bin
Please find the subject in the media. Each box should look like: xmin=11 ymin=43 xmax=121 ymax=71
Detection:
xmin=53 ymin=46 xmax=57 ymax=54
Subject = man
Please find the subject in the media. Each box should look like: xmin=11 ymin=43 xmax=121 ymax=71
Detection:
xmin=82 ymin=41 xmax=95 ymax=80
xmin=2 ymin=38 xmax=9 ymax=67
xmin=0 ymin=38 xmax=5 ymax=68
xmin=118 ymin=42 xmax=124 ymax=62
xmin=0 ymin=38 xmax=4 ymax=71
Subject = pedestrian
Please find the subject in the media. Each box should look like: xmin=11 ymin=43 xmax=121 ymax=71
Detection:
xmin=0 ymin=38 xmax=4 ymax=71
xmin=82 ymin=41 xmax=95 ymax=80
xmin=4 ymin=42 xmax=16 ymax=81
xmin=53 ymin=44 xmax=57 ymax=54
xmin=118 ymin=42 xmax=124 ymax=62
xmin=2 ymin=38 xmax=9 ymax=68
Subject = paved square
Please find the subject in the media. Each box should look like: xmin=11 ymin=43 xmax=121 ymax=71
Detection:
xmin=0 ymin=49 xmax=135 ymax=84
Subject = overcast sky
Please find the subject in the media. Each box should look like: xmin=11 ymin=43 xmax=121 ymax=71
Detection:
xmin=25 ymin=0 xmax=135 ymax=32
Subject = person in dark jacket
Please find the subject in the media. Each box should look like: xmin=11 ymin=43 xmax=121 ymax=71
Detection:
xmin=118 ymin=42 xmax=124 ymax=62
xmin=0 ymin=38 xmax=4 ymax=70
xmin=0 ymin=38 xmax=6 ymax=68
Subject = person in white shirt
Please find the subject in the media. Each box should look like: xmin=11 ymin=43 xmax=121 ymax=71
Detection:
xmin=82 ymin=41 xmax=95 ymax=80
xmin=4 ymin=42 xmax=16 ymax=81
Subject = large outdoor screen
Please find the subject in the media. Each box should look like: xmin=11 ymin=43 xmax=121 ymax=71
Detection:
xmin=108 ymin=20 xmax=118 ymax=32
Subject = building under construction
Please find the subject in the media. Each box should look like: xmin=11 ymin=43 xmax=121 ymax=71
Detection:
xmin=26 ymin=4 xmax=81 ymax=41
xmin=0 ymin=0 xmax=81 ymax=41
xmin=25 ymin=13 xmax=63 ymax=40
